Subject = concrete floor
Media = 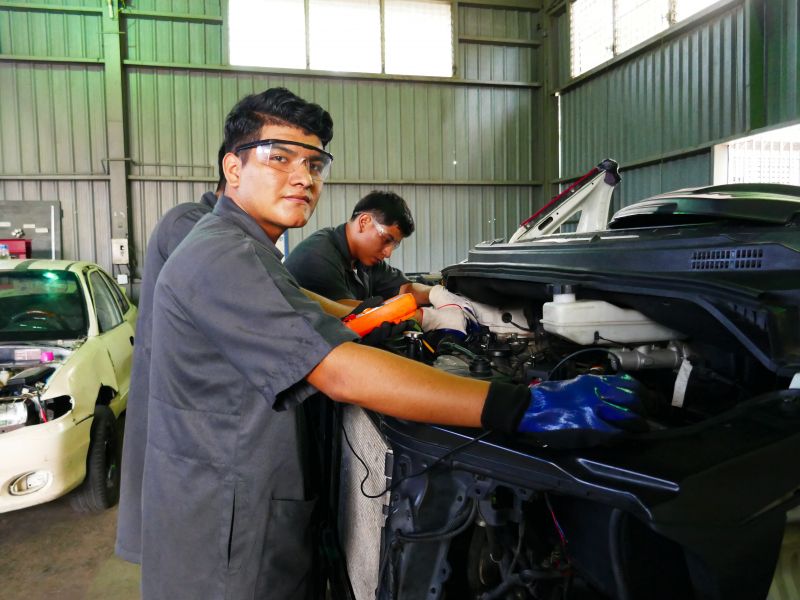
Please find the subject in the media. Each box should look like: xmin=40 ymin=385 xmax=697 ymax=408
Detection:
xmin=0 ymin=499 xmax=140 ymax=600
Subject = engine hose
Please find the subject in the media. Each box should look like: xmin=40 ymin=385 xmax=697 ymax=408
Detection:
xmin=395 ymin=498 xmax=478 ymax=543
xmin=438 ymin=340 xmax=478 ymax=360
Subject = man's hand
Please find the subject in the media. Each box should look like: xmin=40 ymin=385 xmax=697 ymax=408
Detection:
xmin=358 ymin=319 xmax=417 ymax=348
xmin=481 ymin=374 xmax=647 ymax=448
xmin=398 ymin=282 xmax=433 ymax=306
xmin=419 ymin=306 xmax=467 ymax=335
xmin=518 ymin=374 xmax=647 ymax=447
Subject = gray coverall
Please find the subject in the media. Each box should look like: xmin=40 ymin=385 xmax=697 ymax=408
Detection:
xmin=116 ymin=191 xmax=217 ymax=564
xmin=139 ymin=196 xmax=356 ymax=599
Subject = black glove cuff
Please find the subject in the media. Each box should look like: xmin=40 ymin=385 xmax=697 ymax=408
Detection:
xmin=481 ymin=382 xmax=530 ymax=435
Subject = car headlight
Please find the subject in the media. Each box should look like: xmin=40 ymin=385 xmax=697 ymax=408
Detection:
xmin=9 ymin=471 xmax=51 ymax=495
xmin=0 ymin=401 xmax=29 ymax=429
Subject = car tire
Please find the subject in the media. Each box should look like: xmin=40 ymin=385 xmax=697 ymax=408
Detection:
xmin=70 ymin=405 xmax=121 ymax=513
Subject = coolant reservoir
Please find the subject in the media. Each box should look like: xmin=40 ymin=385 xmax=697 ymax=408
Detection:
xmin=541 ymin=294 xmax=682 ymax=345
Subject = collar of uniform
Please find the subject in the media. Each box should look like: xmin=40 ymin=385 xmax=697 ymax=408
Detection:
xmin=332 ymin=223 xmax=355 ymax=266
xmin=213 ymin=195 xmax=283 ymax=259
xmin=199 ymin=191 xmax=218 ymax=210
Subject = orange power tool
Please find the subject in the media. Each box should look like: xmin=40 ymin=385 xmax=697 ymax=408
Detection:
xmin=342 ymin=293 xmax=418 ymax=336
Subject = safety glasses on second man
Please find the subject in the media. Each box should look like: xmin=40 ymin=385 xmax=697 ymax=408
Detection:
xmin=372 ymin=217 xmax=402 ymax=249
xmin=234 ymin=139 xmax=334 ymax=182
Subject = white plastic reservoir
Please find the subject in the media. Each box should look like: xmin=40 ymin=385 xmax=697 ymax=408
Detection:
xmin=541 ymin=294 xmax=682 ymax=345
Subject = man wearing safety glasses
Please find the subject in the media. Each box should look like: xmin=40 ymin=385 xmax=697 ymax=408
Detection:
xmin=285 ymin=190 xmax=432 ymax=308
xmin=135 ymin=88 xmax=646 ymax=600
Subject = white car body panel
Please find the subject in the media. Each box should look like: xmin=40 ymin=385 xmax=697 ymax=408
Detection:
xmin=0 ymin=259 xmax=137 ymax=512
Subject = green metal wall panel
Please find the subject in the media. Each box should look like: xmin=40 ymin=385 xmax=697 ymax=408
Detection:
xmin=560 ymin=2 xmax=746 ymax=178
xmin=128 ymin=0 xmax=222 ymax=15
xmin=2 ymin=0 xmax=542 ymax=277
xmin=123 ymin=15 xmax=224 ymax=64
xmin=560 ymin=75 xmax=609 ymax=175
xmin=459 ymin=6 xmax=535 ymax=39
xmin=458 ymin=6 xmax=539 ymax=82
xmin=125 ymin=67 xmax=539 ymax=276
xmin=0 ymin=62 xmax=107 ymax=175
xmin=614 ymin=152 xmax=711 ymax=212
xmin=125 ymin=69 xmax=536 ymax=184
xmin=0 ymin=6 xmax=103 ymax=59
xmin=763 ymin=0 xmax=800 ymax=125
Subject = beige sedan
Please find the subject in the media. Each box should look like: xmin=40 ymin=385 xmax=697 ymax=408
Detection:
xmin=0 ymin=259 xmax=136 ymax=513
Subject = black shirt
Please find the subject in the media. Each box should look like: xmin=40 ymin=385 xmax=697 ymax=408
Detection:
xmin=285 ymin=223 xmax=409 ymax=301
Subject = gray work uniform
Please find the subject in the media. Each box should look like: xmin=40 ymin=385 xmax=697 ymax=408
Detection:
xmin=116 ymin=191 xmax=217 ymax=564
xmin=285 ymin=223 xmax=409 ymax=301
xmin=140 ymin=196 xmax=357 ymax=600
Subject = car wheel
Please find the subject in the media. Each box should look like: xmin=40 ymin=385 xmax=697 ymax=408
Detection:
xmin=70 ymin=405 xmax=121 ymax=513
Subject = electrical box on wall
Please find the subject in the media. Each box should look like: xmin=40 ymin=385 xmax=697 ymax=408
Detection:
xmin=111 ymin=238 xmax=129 ymax=264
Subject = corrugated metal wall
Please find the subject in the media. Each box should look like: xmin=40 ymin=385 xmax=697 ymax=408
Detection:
xmin=762 ymin=0 xmax=800 ymax=126
xmin=559 ymin=1 xmax=747 ymax=177
xmin=8 ymin=0 xmax=794 ymax=276
xmin=1 ymin=0 xmax=544 ymax=280
xmin=553 ymin=0 xmax=800 ymax=210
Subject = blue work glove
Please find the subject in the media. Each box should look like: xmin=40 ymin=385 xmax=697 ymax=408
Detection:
xmin=519 ymin=374 xmax=647 ymax=447
xmin=481 ymin=375 xmax=647 ymax=448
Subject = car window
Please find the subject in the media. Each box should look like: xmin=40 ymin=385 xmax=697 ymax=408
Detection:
xmin=89 ymin=271 xmax=123 ymax=333
xmin=99 ymin=270 xmax=130 ymax=315
xmin=0 ymin=270 xmax=89 ymax=341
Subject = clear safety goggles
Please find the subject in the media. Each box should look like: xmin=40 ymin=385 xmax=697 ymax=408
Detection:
xmin=234 ymin=138 xmax=334 ymax=182
xmin=372 ymin=218 xmax=402 ymax=249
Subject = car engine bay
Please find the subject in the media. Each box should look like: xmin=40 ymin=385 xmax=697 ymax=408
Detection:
xmin=332 ymin=167 xmax=800 ymax=600
xmin=0 ymin=346 xmax=75 ymax=434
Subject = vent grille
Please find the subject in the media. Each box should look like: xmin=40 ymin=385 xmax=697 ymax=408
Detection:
xmin=338 ymin=407 xmax=391 ymax=600
xmin=690 ymin=248 xmax=764 ymax=271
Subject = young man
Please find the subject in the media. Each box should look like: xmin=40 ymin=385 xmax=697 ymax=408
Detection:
xmin=285 ymin=190 xmax=432 ymax=307
xmin=136 ymin=88 xmax=642 ymax=600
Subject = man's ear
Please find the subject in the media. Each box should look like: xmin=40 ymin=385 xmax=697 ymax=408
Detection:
xmin=357 ymin=212 xmax=371 ymax=233
xmin=222 ymin=152 xmax=241 ymax=188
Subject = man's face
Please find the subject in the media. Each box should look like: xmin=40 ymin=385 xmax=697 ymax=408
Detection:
xmin=224 ymin=124 xmax=327 ymax=242
xmin=354 ymin=213 xmax=404 ymax=266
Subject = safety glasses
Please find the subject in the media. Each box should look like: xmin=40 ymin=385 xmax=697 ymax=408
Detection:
xmin=234 ymin=138 xmax=334 ymax=182
xmin=372 ymin=218 xmax=402 ymax=249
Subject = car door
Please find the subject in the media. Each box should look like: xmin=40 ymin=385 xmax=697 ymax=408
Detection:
xmin=86 ymin=268 xmax=135 ymax=410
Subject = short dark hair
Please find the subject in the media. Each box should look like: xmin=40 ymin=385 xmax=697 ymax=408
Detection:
xmin=224 ymin=87 xmax=333 ymax=164
xmin=215 ymin=142 xmax=226 ymax=193
xmin=351 ymin=191 xmax=415 ymax=237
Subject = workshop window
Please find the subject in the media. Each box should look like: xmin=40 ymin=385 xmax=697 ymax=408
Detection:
xmin=229 ymin=0 xmax=307 ymax=69
xmin=570 ymin=0 xmax=726 ymax=77
xmin=713 ymin=124 xmax=800 ymax=185
xmin=229 ymin=0 xmax=452 ymax=77
xmin=385 ymin=0 xmax=452 ymax=76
